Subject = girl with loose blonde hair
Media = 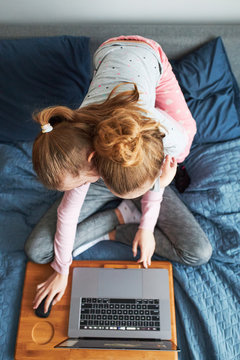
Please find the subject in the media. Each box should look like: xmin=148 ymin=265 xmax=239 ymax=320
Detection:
xmin=26 ymin=35 xmax=211 ymax=315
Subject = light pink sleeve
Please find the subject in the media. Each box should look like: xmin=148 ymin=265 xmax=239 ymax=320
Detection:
xmin=139 ymin=188 xmax=164 ymax=233
xmin=51 ymin=183 xmax=90 ymax=275
xmin=155 ymin=47 xmax=197 ymax=162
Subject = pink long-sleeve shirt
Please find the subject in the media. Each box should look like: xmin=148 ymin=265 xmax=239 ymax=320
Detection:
xmin=51 ymin=184 xmax=164 ymax=275
xmin=51 ymin=36 xmax=196 ymax=275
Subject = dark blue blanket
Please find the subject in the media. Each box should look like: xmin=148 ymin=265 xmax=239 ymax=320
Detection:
xmin=0 ymin=138 xmax=240 ymax=360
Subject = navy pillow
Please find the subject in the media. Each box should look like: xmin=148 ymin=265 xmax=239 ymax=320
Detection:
xmin=171 ymin=37 xmax=240 ymax=144
xmin=0 ymin=36 xmax=91 ymax=142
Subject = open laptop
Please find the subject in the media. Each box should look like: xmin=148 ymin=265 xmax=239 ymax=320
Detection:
xmin=56 ymin=267 xmax=179 ymax=351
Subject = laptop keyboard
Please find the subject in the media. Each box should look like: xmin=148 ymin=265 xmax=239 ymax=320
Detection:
xmin=80 ymin=298 xmax=160 ymax=331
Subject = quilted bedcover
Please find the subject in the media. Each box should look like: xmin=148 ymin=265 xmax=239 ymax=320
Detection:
xmin=0 ymin=135 xmax=239 ymax=360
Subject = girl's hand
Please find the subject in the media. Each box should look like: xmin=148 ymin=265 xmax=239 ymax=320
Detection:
xmin=132 ymin=229 xmax=156 ymax=268
xmin=160 ymin=155 xmax=177 ymax=188
xmin=33 ymin=270 xmax=68 ymax=314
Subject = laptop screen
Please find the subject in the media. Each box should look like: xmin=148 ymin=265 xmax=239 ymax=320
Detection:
xmin=55 ymin=338 xmax=180 ymax=351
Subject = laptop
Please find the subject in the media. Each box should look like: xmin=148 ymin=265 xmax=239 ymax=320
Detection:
xmin=56 ymin=267 xmax=179 ymax=351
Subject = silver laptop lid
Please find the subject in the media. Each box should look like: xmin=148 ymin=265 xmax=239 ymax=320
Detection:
xmin=68 ymin=267 xmax=171 ymax=340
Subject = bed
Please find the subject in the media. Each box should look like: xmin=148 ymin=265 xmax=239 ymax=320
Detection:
xmin=0 ymin=24 xmax=239 ymax=360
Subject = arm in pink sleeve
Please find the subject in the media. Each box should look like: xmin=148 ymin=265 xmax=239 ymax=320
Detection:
xmin=139 ymin=188 xmax=165 ymax=233
xmin=51 ymin=183 xmax=90 ymax=275
xmin=155 ymin=47 xmax=197 ymax=162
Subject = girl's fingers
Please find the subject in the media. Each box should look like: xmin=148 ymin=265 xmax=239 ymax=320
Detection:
xmin=132 ymin=240 xmax=138 ymax=257
xmin=148 ymin=257 xmax=151 ymax=267
xmin=163 ymin=155 xmax=170 ymax=168
xmin=33 ymin=280 xmax=53 ymax=308
xmin=33 ymin=287 xmax=45 ymax=304
xmin=36 ymin=281 xmax=46 ymax=290
xmin=33 ymin=289 xmax=48 ymax=309
xmin=44 ymin=294 xmax=55 ymax=314
xmin=137 ymin=250 xmax=145 ymax=264
xmin=36 ymin=274 xmax=54 ymax=290
xmin=53 ymin=292 xmax=64 ymax=306
xmin=171 ymin=157 xmax=177 ymax=168
xmin=137 ymin=251 xmax=148 ymax=268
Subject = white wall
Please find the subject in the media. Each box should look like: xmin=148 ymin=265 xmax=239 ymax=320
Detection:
xmin=0 ymin=0 xmax=239 ymax=24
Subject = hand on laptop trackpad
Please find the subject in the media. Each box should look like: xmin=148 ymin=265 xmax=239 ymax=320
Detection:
xmin=98 ymin=269 xmax=142 ymax=298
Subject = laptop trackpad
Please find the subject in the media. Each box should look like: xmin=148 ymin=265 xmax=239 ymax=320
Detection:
xmin=98 ymin=269 xmax=142 ymax=298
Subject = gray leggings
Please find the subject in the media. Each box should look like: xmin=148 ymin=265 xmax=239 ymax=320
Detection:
xmin=25 ymin=179 xmax=212 ymax=267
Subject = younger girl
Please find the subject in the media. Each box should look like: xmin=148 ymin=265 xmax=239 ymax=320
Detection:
xmin=25 ymin=35 xmax=212 ymax=313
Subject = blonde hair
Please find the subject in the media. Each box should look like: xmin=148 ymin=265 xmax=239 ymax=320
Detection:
xmin=32 ymin=83 xmax=165 ymax=194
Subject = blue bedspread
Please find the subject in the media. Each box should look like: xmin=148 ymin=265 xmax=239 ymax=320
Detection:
xmin=0 ymin=138 xmax=240 ymax=360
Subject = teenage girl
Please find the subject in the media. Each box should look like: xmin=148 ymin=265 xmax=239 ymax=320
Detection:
xmin=25 ymin=35 xmax=212 ymax=313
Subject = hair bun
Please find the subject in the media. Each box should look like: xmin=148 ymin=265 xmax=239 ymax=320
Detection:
xmin=94 ymin=115 xmax=144 ymax=167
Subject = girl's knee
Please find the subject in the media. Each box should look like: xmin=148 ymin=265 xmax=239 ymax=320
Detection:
xmin=178 ymin=241 xmax=213 ymax=267
xmin=24 ymin=239 xmax=53 ymax=265
xmin=193 ymin=242 xmax=213 ymax=265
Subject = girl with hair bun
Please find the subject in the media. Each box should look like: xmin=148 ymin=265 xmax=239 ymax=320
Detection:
xmin=26 ymin=35 xmax=212 ymax=314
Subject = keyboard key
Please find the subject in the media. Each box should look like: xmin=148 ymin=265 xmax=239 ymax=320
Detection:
xmin=81 ymin=308 xmax=90 ymax=314
xmin=148 ymin=305 xmax=158 ymax=309
xmin=82 ymin=304 xmax=92 ymax=309
xmin=110 ymin=299 xmax=135 ymax=303
xmin=117 ymin=326 xmax=126 ymax=330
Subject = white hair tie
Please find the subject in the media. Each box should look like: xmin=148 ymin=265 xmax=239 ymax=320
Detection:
xmin=41 ymin=123 xmax=53 ymax=133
